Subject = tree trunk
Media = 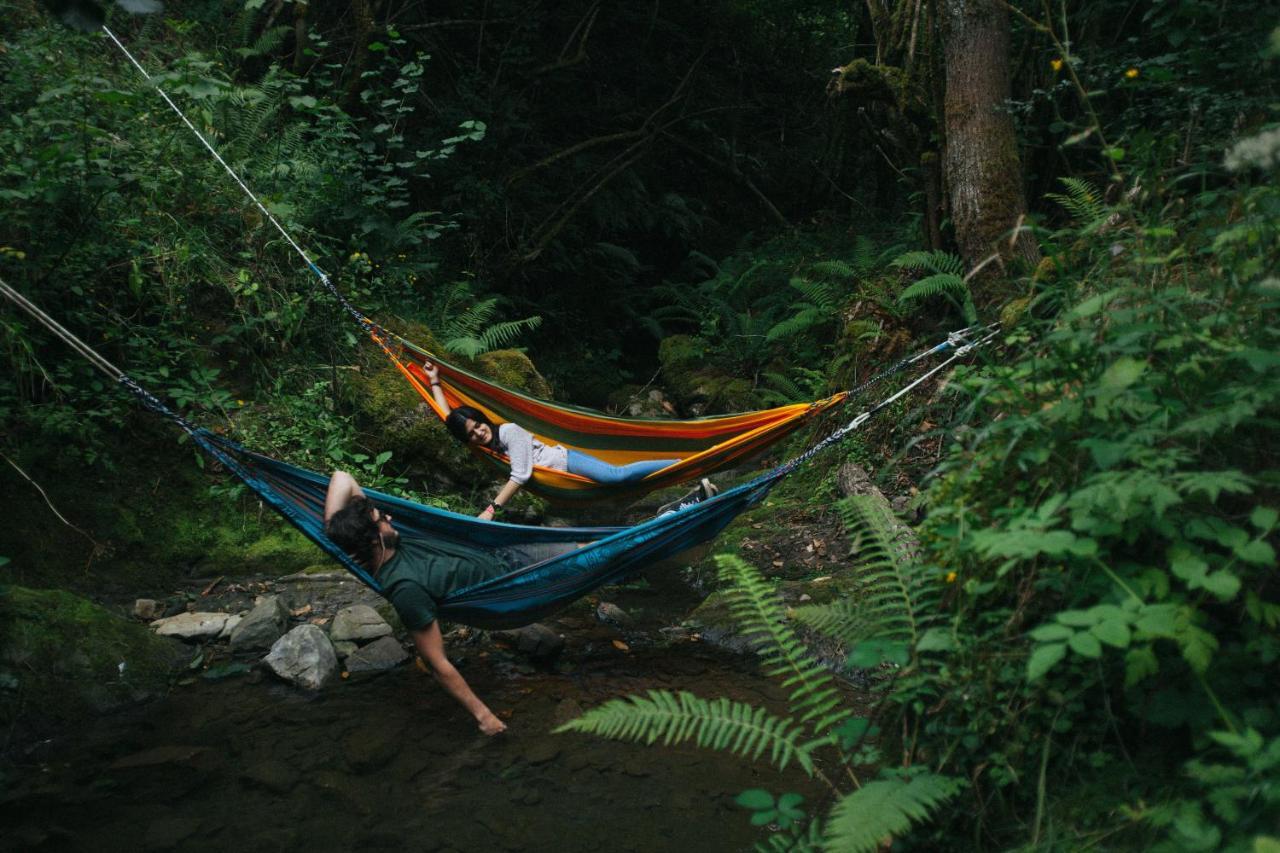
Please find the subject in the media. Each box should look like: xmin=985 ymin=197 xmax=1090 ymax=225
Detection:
xmin=941 ymin=0 xmax=1039 ymax=273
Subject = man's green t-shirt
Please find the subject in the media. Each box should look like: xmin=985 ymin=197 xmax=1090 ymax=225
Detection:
xmin=378 ymin=537 xmax=510 ymax=630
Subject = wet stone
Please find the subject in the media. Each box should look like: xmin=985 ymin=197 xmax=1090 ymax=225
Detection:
xmin=329 ymin=604 xmax=393 ymax=643
xmin=150 ymin=612 xmax=231 ymax=641
xmin=240 ymin=759 xmax=299 ymax=795
xmin=333 ymin=640 xmax=358 ymax=659
xmin=345 ymin=636 xmax=409 ymax=673
xmin=343 ymin=726 xmax=401 ymax=774
xmin=263 ymin=625 xmax=339 ymax=690
xmin=522 ymin=739 xmax=562 ymax=765
xmin=491 ymin=623 xmax=564 ymax=662
xmin=133 ymin=598 xmax=161 ymax=620
xmin=142 ymin=815 xmax=202 ymax=850
xmin=229 ymin=595 xmax=289 ymax=652
xmin=595 ymin=602 xmax=631 ymax=626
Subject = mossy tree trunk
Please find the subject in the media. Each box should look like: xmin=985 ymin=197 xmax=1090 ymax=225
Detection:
xmin=941 ymin=0 xmax=1039 ymax=275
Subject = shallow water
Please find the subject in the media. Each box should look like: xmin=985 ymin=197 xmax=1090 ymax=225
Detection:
xmin=2 ymin=575 xmax=836 ymax=852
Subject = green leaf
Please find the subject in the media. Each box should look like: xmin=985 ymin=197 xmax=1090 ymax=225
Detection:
xmin=735 ymin=789 xmax=775 ymax=810
xmin=1200 ymin=571 xmax=1241 ymax=601
xmin=1099 ymin=356 xmax=1147 ymax=392
xmin=1090 ymin=618 xmax=1131 ymax=648
xmin=1027 ymin=643 xmax=1067 ymax=680
xmin=1250 ymin=507 xmax=1278 ymax=531
xmin=1235 ymin=539 xmax=1276 ymax=565
xmin=1057 ymin=609 xmax=1099 ymax=628
xmin=848 ymin=639 xmax=910 ymax=668
xmin=1069 ymin=632 xmax=1103 ymax=659
xmin=916 ymin=628 xmax=956 ymax=652
xmin=1125 ymin=646 xmax=1159 ymax=686
xmin=1029 ymin=623 xmax=1074 ymax=642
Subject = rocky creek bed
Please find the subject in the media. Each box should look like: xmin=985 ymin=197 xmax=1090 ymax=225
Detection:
xmin=0 ymin=463 xmax=894 ymax=851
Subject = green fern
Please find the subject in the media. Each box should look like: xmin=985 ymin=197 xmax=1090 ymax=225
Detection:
xmin=898 ymin=272 xmax=967 ymax=304
xmin=1046 ymin=177 xmax=1106 ymax=228
xmin=554 ymin=689 xmax=817 ymax=774
xmin=890 ymin=249 xmax=975 ymax=321
xmin=824 ymin=773 xmax=963 ymax=852
xmin=716 ymin=555 xmax=852 ymax=735
xmin=889 ymin=249 xmax=964 ymax=276
xmin=792 ymin=496 xmax=941 ymax=659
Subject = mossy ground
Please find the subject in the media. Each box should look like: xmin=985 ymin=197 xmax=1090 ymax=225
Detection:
xmin=0 ymin=585 xmax=187 ymax=749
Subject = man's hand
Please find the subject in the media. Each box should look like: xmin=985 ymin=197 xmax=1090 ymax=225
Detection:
xmin=478 ymin=504 xmax=496 ymax=521
xmin=477 ymin=710 xmax=507 ymax=735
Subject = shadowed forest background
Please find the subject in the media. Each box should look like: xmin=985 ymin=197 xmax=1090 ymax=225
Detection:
xmin=2 ymin=0 xmax=1278 ymax=849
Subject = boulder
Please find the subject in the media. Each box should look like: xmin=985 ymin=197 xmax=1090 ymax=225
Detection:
xmin=229 ymin=595 xmax=289 ymax=652
xmin=344 ymin=636 xmax=409 ymax=673
xmin=263 ymin=625 xmax=339 ymax=690
xmin=149 ymin=612 xmax=231 ymax=641
xmin=133 ymin=598 xmax=161 ymax=620
xmin=491 ymin=623 xmax=564 ymax=662
xmin=594 ymin=602 xmax=631 ymax=626
xmin=329 ymin=604 xmax=393 ymax=643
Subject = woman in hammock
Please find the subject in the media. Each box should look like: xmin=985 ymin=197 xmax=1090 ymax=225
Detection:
xmin=423 ymin=361 xmax=715 ymax=519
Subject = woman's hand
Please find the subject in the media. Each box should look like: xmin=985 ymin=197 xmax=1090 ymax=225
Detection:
xmin=423 ymin=360 xmax=440 ymax=384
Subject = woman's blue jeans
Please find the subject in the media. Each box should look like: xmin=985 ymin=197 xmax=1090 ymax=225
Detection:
xmin=566 ymin=450 xmax=676 ymax=483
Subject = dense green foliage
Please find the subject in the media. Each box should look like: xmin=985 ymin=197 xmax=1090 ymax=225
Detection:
xmin=1 ymin=0 xmax=1278 ymax=849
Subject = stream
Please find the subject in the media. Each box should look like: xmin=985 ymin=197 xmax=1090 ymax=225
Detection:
xmin=2 ymin=566 xmax=837 ymax=852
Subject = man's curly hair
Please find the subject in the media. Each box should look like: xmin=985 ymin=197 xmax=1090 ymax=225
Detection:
xmin=325 ymin=496 xmax=380 ymax=565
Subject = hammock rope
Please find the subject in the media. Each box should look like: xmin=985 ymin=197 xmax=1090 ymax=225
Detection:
xmin=0 ymin=275 xmax=997 ymax=626
xmin=97 ymin=24 xmax=994 ymax=500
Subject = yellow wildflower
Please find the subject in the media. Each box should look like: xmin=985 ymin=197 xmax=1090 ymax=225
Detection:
xmin=945 ymin=571 xmax=958 ymax=584
xmin=1125 ymin=67 xmax=1139 ymax=79
xmin=1050 ymin=58 xmax=1064 ymax=72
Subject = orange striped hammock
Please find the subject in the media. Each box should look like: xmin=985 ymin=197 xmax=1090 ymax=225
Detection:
xmin=372 ymin=330 xmax=847 ymax=503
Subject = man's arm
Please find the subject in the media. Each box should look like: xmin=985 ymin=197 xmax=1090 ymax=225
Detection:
xmin=412 ymin=621 xmax=507 ymax=735
xmin=324 ymin=470 xmax=365 ymax=523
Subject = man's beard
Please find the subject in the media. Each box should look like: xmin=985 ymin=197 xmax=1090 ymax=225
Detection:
xmin=380 ymin=528 xmax=401 ymax=552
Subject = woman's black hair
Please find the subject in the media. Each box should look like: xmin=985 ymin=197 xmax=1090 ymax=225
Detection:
xmin=445 ymin=405 xmax=498 ymax=448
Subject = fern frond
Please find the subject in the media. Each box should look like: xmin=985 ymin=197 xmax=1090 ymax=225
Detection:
xmin=716 ymin=555 xmax=851 ymax=736
xmin=809 ymin=260 xmax=856 ymax=281
xmin=792 ymin=496 xmax=940 ymax=653
xmin=898 ymin=273 xmax=967 ymax=304
xmin=789 ymin=276 xmax=840 ymax=311
xmin=761 ymin=371 xmax=804 ymax=402
xmin=824 ymin=773 xmax=962 ymax=852
xmin=1046 ymin=177 xmax=1105 ymax=226
xmin=851 ymin=235 xmax=877 ymax=271
xmin=765 ymin=306 xmax=825 ymax=343
xmin=889 ymin=250 xmax=964 ymax=276
xmin=555 ymin=689 xmax=816 ymax=774
xmin=478 ymin=315 xmax=542 ymax=350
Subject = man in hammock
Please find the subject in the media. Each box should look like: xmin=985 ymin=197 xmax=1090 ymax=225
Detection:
xmin=324 ymin=470 xmax=575 ymax=735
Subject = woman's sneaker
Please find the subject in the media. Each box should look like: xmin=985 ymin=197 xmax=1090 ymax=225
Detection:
xmin=656 ymin=478 xmax=720 ymax=516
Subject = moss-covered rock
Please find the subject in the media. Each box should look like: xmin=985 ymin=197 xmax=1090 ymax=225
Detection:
xmin=0 ymin=585 xmax=187 ymax=744
xmin=475 ymin=349 xmax=553 ymax=398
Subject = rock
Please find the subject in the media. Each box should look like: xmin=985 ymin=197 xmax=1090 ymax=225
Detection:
xmin=263 ymin=625 xmax=339 ymax=690
xmin=344 ymin=636 xmax=409 ymax=673
xmin=491 ymin=624 xmax=564 ymax=662
xmin=343 ymin=726 xmax=401 ymax=773
xmin=329 ymin=604 xmax=393 ymax=643
xmin=551 ymin=698 xmax=584 ymax=728
xmin=240 ymin=759 xmax=299 ymax=794
xmin=333 ymin=641 xmax=358 ymax=659
xmin=833 ymin=461 xmax=920 ymax=559
xmin=149 ymin=612 xmax=231 ymax=641
xmin=143 ymin=815 xmax=202 ymax=849
xmin=659 ymin=626 xmax=693 ymax=641
xmin=523 ymin=739 xmax=561 ymax=765
xmin=133 ymin=599 xmax=160 ymax=620
xmin=229 ymin=595 xmax=289 ymax=652
xmin=594 ymin=602 xmax=631 ymax=626
xmin=217 ymin=614 xmax=243 ymax=640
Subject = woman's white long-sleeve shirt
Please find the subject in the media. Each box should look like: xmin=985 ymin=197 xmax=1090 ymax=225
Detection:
xmin=497 ymin=422 xmax=569 ymax=484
